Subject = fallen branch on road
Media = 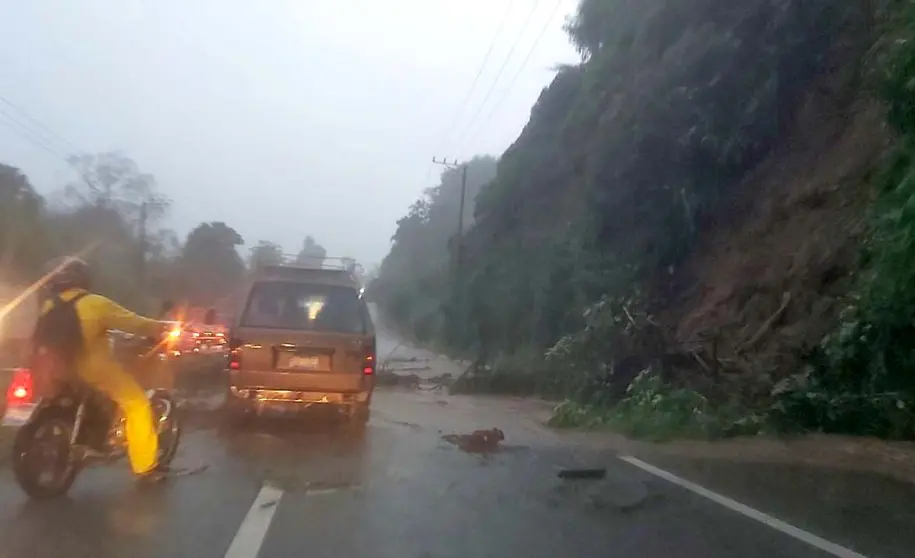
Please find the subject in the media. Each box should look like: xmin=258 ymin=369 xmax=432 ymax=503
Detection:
xmin=441 ymin=428 xmax=505 ymax=454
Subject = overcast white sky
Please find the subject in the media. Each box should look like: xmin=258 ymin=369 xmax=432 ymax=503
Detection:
xmin=0 ymin=0 xmax=579 ymax=266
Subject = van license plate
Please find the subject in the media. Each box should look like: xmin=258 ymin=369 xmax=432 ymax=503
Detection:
xmin=288 ymin=356 xmax=320 ymax=369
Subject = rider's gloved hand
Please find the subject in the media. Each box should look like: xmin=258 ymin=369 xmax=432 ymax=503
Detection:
xmin=161 ymin=321 xmax=183 ymax=339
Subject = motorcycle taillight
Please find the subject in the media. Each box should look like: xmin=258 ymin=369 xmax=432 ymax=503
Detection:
xmin=6 ymin=368 xmax=34 ymax=405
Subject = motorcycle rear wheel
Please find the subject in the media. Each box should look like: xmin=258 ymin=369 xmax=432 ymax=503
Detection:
xmin=12 ymin=410 xmax=79 ymax=499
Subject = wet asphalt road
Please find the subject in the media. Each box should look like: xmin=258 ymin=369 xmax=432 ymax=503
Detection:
xmin=2 ymin=323 xmax=914 ymax=558
xmin=0 ymin=385 xmax=879 ymax=558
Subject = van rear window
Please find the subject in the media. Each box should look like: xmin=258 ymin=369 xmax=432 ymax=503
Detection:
xmin=241 ymin=282 xmax=365 ymax=333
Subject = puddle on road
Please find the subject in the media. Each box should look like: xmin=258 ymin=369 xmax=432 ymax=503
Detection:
xmin=215 ymin=416 xmax=374 ymax=493
xmin=548 ymin=473 xmax=657 ymax=514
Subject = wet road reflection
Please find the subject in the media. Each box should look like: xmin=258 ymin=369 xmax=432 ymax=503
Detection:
xmin=0 ymin=387 xmax=912 ymax=557
xmin=216 ymin=415 xmax=371 ymax=494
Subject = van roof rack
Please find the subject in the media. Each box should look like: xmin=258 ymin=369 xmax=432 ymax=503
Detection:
xmin=252 ymin=256 xmax=363 ymax=285
xmin=270 ymin=255 xmax=360 ymax=272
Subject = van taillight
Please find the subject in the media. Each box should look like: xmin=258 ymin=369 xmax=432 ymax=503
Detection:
xmin=6 ymin=368 xmax=34 ymax=405
xmin=228 ymin=338 xmax=243 ymax=370
xmin=363 ymin=341 xmax=376 ymax=375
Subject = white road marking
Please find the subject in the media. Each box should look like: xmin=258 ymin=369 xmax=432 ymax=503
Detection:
xmin=618 ymin=455 xmax=868 ymax=558
xmin=224 ymin=485 xmax=284 ymax=558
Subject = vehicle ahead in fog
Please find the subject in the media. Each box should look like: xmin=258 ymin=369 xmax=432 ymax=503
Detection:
xmin=225 ymin=257 xmax=375 ymax=426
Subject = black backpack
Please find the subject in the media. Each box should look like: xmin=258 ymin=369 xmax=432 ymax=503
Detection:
xmin=31 ymin=292 xmax=89 ymax=376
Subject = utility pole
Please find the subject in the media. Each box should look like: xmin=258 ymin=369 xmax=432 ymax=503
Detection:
xmin=431 ymin=156 xmax=469 ymax=275
xmin=432 ymin=156 xmax=470 ymax=349
xmin=137 ymin=201 xmax=148 ymax=290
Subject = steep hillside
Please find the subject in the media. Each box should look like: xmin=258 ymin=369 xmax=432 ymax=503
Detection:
xmin=374 ymin=0 xmax=915 ymax=437
xmin=455 ymin=0 xmax=872 ymax=357
xmin=670 ymin=99 xmax=888 ymax=381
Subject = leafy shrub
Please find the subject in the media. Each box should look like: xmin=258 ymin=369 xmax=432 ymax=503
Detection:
xmin=549 ymin=368 xmax=766 ymax=441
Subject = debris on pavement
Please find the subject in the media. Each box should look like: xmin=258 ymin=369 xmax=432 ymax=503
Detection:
xmin=387 ymin=419 xmax=422 ymax=430
xmin=375 ymin=370 xmax=455 ymax=391
xmin=385 ymin=356 xmax=419 ymax=363
xmin=167 ymin=461 xmax=211 ymax=478
xmin=442 ymin=428 xmax=505 ymax=454
xmin=551 ymin=469 xmax=652 ymax=513
xmin=416 ymin=373 xmax=454 ymax=391
xmin=584 ymin=476 xmax=652 ymax=512
xmin=303 ymin=480 xmax=363 ymax=496
xmin=393 ymin=366 xmax=434 ymax=373
xmin=557 ymin=468 xmax=607 ymax=480
xmin=374 ymin=371 xmax=421 ymax=388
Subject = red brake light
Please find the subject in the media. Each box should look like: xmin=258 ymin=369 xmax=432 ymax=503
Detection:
xmin=362 ymin=337 xmax=376 ymax=376
xmin=228 ymin=338 xmax=242 ymax=370
xmin=6 ymin=368 xmax=34 ymax=405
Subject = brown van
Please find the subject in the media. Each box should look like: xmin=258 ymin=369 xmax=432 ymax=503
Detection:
xmin=225 ymin=261 xmax=375 ymax=425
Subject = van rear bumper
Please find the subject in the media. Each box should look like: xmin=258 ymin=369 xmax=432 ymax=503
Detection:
xmin=228 ymin=386 xmax=371 ymax=405
xmin=228 ymin=369 xmax=374 ymax=394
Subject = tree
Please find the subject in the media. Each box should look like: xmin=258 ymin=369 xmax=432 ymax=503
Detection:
xmin=0 ymin=163 xmax=50 ymax=279
xmin=52 ymin=152 xmax=173 ymax=311
xmin=66 ymin=151 xmax=170 ymax=225
xmin=249 ymin=240 xmax=284 ymax=269
xmin=178 ymin=222 xmax=245 ymax=306
xmin=295 ymin=235 xmax=326 ymax=268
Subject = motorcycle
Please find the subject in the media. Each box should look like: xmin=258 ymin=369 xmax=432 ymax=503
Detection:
xmin=3 ymin=329 xmax=183 ymax=499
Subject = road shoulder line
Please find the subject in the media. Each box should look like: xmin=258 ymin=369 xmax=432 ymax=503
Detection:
xmin=618 ymin=455 xmax=868 ymax=558
xmin=224 ymin=484 xmax=284 ymax=558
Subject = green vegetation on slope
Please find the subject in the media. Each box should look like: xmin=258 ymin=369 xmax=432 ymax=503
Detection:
xmin=374 ymin=0 xmax=915 ymax=439
xmin=772 ymin=1 xmax=915 ymax=438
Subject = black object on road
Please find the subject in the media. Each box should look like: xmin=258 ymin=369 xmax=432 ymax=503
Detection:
xmin=557 ymin=468 xmax=607 ymax=480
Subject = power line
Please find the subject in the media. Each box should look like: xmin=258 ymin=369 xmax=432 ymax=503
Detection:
xmin=461 ymin=0 xmax=565 ymax=152
xmin=0 ymin=93 xmax=79 ymax=154
xmin=431 ymin=0 xmax=516 ymax=159
xmin=449 ymin=0 xmax=542 ymax=154
xmin=0 ymin=107 xmax=70 ymax=161
xmin=0 ymin=101 xmax=99 ymax=191
xmin=424 ymin=1 xmax=517 ymax=188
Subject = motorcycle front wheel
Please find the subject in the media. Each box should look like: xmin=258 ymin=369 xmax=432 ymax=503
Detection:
xmin=11 ymin=410 xmax=79 ymax=499
xmin=151 ymin=392 xmax=181 ymax=467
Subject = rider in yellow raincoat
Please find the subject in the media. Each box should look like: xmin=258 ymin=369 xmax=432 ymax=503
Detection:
xmin=39 ymin=257 xmax=170 ymax=480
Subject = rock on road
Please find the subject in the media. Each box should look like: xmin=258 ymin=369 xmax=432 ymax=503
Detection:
xmin=1 ymin=331 xmax=915 ymax=557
